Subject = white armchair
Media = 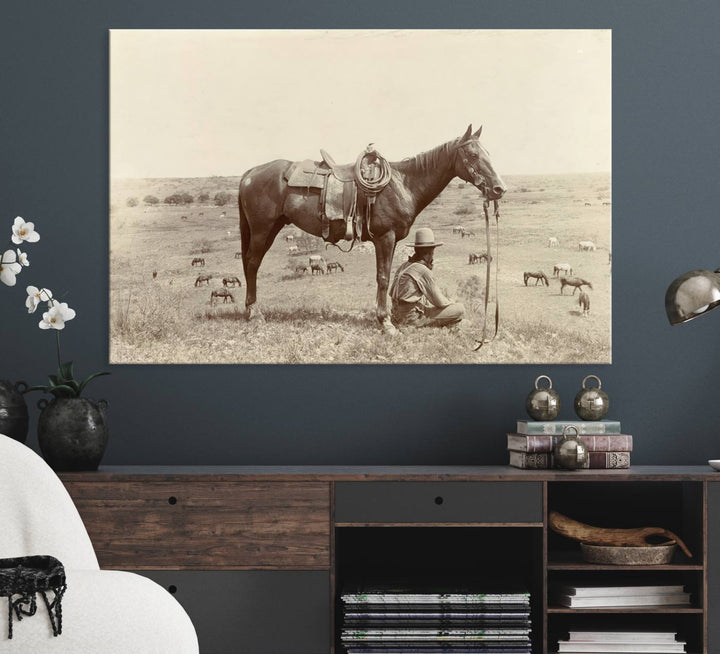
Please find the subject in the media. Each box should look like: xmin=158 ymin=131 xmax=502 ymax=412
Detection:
xmin=0 ymin=434 xmax=199 ymax=653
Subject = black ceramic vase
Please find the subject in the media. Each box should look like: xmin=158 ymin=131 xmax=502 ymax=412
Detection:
xmin=0 ymin=380 xmax=29 ymax=443
xmin=37 ymin=397 xmax=109 ymax=471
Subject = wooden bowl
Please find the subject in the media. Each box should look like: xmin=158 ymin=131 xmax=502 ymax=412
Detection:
xmin=580 ymin=542 xmax=677 ymax=565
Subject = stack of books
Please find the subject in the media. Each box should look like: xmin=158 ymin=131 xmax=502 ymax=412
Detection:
xmin=551 ymin=583 xmax=691 ymax=609
xmin=507 ymin=420 xmax=632 ymax=469
xmin=557 ymin=630 xmax=686 ymax=653
xmin=340 ymin=585 xmax=532 ymax=653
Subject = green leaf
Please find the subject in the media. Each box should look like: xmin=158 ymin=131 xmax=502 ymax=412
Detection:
xmin=48 ymin=375 xmax=58 ymax=387
xmin=25 ymin=384 xmax=51 ymax=393
xmin=58 ymin=361 xmax=74 ymax=383
xmin=77 ymin=371 xmax=110 ymax=396
xmin=49 ymin=384 xmax=78 ymax=398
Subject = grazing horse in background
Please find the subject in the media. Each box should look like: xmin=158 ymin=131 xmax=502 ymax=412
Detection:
xmin=195 ymin=274 xmax=211 ymax=287
xmin=211 ymin=288 xmax=234 ymax=304
xmin=191 ymin=257 xmax=205 ymax=267
xmin=561 ymin=277 xmax=593 ymax=295
xmin=553 ymin=263 xmax=573 ymax=277
xmin=468 ymin=252 xmax=492 ymax=264
xmin=579 ymin=291 xmax=590 ymax=316
xmin=578 ymin=240 xmax=596 ymax=251
xmin=223 ymin=276 xmax=242 ymax=288
xmin=238 ymin=124 xmax=505 ymax=332
xmin=547 ymin=237 xmax=559 ymax=247
xmin=460 ymin=228 xmax=476 ymax=238
xmin=327 ymin=261 xmax=344 ymax=273
xmin=524 ymin=271 xmax=549 ymax=286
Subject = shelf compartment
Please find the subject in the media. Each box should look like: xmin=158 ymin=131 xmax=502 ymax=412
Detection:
xmin=335 ymin=526 xmax=543 ymax=654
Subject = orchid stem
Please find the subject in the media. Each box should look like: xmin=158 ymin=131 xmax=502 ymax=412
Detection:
xmin=56 ymin=330 xmax=62 ymax=370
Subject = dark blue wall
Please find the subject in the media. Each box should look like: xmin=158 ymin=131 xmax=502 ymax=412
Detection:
xmin=2 ymin=1 xmax=719 ymax=465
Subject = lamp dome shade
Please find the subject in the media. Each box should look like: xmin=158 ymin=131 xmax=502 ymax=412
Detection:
xmin=665 ymin=269 xmax=720 ymax=325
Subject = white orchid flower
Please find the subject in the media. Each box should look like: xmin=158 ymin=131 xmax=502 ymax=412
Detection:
xmin=39 ymin=301 xmax=76 ymax=330
xmin=0 ymin=249 xmax=22 ymax=286
xmin=11 ymin=216 xmax=40 ymax=245
xmin=16 ymin=249 xmax=29 ymax=266
xmin=26 ymin=286 xmax=53 ymax=313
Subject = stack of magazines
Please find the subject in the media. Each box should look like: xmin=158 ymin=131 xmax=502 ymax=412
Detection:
xmin=340 ymin=585 xmax=532 ymax=654
xmin=556 ymin=630 xmax=686 ymax=653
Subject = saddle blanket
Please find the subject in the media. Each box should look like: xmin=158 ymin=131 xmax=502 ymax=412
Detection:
xmin=285 ymin=160 xmax=352 ymax=223
xmin=285 ymin=159 xmax=329 ymax=190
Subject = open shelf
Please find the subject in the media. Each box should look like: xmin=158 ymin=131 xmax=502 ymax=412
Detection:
xmin=548 ymin=606 xmax=704 ymax=614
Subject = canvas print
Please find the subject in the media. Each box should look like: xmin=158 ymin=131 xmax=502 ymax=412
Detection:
xmin=109 ymin=29 xmax=611 ymax=364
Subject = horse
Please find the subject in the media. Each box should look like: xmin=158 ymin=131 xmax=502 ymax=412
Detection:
xmin=578 ymin=240 xmax=596 ymax=251
xmin=460 ymin=228 xmax=476 ymax=238
xmin=223 ymin=276 xmax=242 ymax=288
xmin=553 ymin=263 xmax=573 ymax=277
xmin=560 ymin=277 xmax=593 ymax=295
xmin=237 ymin=124 xmax=505 ymax=332
xmin=191 ymin=257 xmax=205 ymax=267
xmin=452 ymin=225 xmax=464 ymax=234
xmin=295 ymin=265 xmax=308 ymax=274
xmin=194 ymin=274 xmax=211 ymax=287
xmin=524 ymin=271 xmax=549 ymax=286
xmin=547 ymin=237 xmax=559 ymax=247
xmin=578 ymin=291 xmax=590 ymax=316
xmin=211 ymin=288 xmax=234 ymax=304
xmin=326 ymin=261 xmax=344 ymax=273
xmin=468 ymin=252 xmax=492 ymax=265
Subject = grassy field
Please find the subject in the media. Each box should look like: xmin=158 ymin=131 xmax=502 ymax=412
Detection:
xmin=110 ymin=173 xmax=611 ymax=364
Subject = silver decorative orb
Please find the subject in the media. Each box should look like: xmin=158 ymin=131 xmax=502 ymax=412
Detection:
xmin=574 ymin=374 xmax=609 ymax=421
xmin=554 ymin=426 xmax=589 ymax=470
xmin=525 ymin=375 xmax=561 ymax=421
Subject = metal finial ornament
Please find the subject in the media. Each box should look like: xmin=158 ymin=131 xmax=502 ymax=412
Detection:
xmin=525 ymin=375 xmax=561 ymax=421
xmin=554 ymin=426 xmax=589 ymax=470
xmin=574 ymin=374 xmax=610 ymax=421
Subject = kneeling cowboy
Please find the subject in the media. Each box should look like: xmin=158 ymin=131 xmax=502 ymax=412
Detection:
xmin=390 ymin=228 xmax=465 ymax=328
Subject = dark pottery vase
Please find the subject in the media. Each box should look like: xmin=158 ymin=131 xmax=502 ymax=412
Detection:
xmin=37 ymin=397 xmax=109 ymax=471
xmin=0 ymin=380 xmax=29 ymax=443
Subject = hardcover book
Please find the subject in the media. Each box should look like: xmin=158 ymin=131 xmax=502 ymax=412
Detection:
xmin=508 ymin=451 xmax=631 ymax=469
xmin=556 ymin=585 xmax=684 ymax=597
xmin=507 ymin=433 xmax=632 ymax=453
xmin=516 ymin=420 xmax=621 ymax=435
xmin=553 ymin=592 xmax=690 ymax=608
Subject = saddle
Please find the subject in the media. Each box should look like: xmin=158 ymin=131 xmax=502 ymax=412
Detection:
xmin=284 ymin=145 xmax=392 ymax=242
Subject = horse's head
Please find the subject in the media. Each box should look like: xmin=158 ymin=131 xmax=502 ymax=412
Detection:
xmin=454 ymin=125 xmax=506 ymax=200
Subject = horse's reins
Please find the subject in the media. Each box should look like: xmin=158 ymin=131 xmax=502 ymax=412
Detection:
xmin=474 ymin=197 xmax=500 ymax=351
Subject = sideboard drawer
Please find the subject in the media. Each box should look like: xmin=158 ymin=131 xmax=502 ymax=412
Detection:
xmin=334 ymin=481 xmax=542 ymax=524
xmin=137 ymin=570 xmax=330 ymax=654
xmin=65 ymin=481 xmax=330 ymax=569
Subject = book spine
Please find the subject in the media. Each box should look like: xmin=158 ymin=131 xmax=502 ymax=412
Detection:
xmin=509 ymin=451 xmax=550 ymax=469
xmin=508 ymin=434 xmax=632 ymax=453
xmin=510 ymin=451 xmax=630 ymax=469
xmin=517 ymin=420 xmax=621 ymax=435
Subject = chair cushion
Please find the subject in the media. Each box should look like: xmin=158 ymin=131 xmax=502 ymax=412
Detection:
xmin=0 ymin=435 xmax=98 ymax=569
xmin=0 ymin=569 xmax=198 ymax=653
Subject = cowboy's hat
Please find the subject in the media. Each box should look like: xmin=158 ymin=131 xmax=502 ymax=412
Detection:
xmin=412 ymin=227 xmax=443 ymax=248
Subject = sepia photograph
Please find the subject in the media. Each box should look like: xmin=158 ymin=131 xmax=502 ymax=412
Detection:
xmin=109 ymin=29 xmax=611 ymax=364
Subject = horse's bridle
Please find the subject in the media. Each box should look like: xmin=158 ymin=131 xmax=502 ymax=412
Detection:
xmin=456 ymin=142 xmax=489 ymax=192
xmin=453 ymin=142 xmax=501 ymax=350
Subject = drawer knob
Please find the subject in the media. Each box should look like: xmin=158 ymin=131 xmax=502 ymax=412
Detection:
xmin=434 ymin=496 xmax=444 ymax=505
xmin=168 ymin=496 xmax=178 ymax=505
xmin=168 ymin=585 xmax=177 ymax=594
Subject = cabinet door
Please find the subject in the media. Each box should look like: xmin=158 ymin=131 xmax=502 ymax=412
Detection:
xmin=65 ymin=480 xmax=330 ymax=569
xmin=138 ymin=570 xmax=330 ymax=654
xmin=708 ymin=483 xmax=720 ymax=653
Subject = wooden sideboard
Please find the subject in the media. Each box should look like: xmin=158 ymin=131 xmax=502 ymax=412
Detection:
xmin=60 ymin=466 xmax=720 ymax=654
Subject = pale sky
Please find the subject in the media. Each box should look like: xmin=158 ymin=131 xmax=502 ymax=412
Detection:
xmin=110 ymin=29 xmax=611 ymax=179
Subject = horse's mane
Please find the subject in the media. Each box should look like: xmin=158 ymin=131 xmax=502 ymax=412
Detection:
xmin=396 ymin=137 xmax=460 ymax=174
